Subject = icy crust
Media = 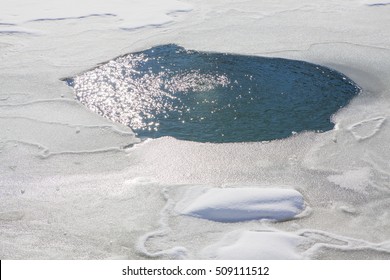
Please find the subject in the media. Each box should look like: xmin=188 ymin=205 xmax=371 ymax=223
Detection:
xmin=0 ymin=0 xmax=192 ymax=33
xmin=175 ymin=187 xmax=306 ymax=222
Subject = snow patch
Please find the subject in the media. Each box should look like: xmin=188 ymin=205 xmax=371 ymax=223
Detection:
xmin=328 ymin=167 xmax=371 ymax=192
xmin=175 ymin=187 xmax=306 ymax=222
xmin=202 ymin=229 xmax=390 ymax=260
xmin=202 ymin=230 xmax=306 ymax=260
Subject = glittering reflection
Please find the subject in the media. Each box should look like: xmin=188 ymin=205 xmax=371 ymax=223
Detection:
xmin=69 ymin=51 xmax=229 ymax=132
xmin=65 ymin=44 xmax=360 ymax=143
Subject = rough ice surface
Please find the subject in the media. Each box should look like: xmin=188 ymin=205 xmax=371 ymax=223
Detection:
xmin=175 ymin=187 xmax=305 ymax=222
xmin=1 ymin=0 xmax=390 ymax=259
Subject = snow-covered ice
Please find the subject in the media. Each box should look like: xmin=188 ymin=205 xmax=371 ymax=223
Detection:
xmin=1 ymin=0 xmax=390 ymax=259
xmin=0 ymin=0 xmax=192 ymax=33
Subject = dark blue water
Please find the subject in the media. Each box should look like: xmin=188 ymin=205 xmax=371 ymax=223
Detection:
xmin=65 ymin=44 xmax=360 ymax=143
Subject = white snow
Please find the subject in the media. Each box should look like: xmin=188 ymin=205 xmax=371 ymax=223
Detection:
xmin=175 ymin=187 xmax=305 ymax=222
xmin=202 ymin=230 xmax=306 ymax=260
xmin=328 ymin=168 xmax=372 ymax=192
xmin=201 ymin=228 xmax=390 ymax=260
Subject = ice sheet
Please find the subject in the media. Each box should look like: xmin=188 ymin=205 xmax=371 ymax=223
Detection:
xmin=1 ymin=0 xmax=390 ymax=259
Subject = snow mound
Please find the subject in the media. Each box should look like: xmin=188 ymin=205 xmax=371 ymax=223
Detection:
xmin=202 ymin=230 xmax=305 ymax=259
xmin=175 ymin=187 xmax=306 ymax=222
xmin=201 ymin=228 xmax=390 ymax=260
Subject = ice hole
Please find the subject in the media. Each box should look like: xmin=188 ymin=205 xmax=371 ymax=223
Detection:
xmin=65 ymin=44 xmax=360 ymax=143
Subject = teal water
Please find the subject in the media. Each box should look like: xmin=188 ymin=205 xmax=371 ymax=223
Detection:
xmin=66 ymin=44 xmax=360 ymax=143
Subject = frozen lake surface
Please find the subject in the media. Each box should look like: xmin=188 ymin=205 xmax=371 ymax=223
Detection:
xmin=1 ymin=0 xmax=390 ymax=259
